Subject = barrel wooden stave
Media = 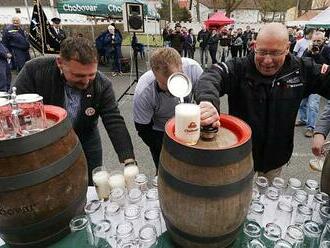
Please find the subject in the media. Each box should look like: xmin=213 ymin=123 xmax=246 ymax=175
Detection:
xmin=159 ymin=115 xmax=253 ymax=248
xmin=0 ymin=106 xmax=88 ymax=248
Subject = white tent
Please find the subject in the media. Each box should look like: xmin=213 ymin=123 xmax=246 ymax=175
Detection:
xmin=306 ymin=7 xmax=330 ymax=28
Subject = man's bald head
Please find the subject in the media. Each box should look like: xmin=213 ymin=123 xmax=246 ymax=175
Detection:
xmin=257 ymin=23 xmax=289 ymax=44
xmin=254 ymin=23 xmax=290 ymax=76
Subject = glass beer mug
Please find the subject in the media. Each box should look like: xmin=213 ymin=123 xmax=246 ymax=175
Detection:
xmin=15 ymin=93 xmax=47 ymax=134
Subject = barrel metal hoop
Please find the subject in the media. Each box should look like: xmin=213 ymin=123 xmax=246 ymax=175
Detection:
xmin=159 ymin=164 xmax=254 ymax=198
xmin=0 ymin=141 xmax=82 ymax=192
xmin=0 ymin=187 xmax=87 ymax=235
xmin=163 ymin=214 xmax=241 ymax=244
xmin=0 ymin=116 xmax=72 ymax=157
xmin=163 ymin=134 xmax=252 ymax=167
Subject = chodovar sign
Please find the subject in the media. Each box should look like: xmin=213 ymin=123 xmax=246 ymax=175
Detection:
xmin=57 ymin=0 xmax=159 ymax=18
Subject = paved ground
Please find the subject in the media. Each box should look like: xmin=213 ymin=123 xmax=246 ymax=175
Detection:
xmin=98 ymin=46 xmax=322 ymax=185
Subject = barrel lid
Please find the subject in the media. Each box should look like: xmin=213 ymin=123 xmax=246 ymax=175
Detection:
xmin=165 ymin=113 xmax=251 ymax=150
xmin=16 ymin=93 xmax=43 ymax=103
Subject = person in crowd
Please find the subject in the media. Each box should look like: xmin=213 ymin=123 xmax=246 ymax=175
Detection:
xmin=2 ymin=16 xmax=30 ymax=72
xmin=311 ymin=101 xmax=330 ymax=171
xmin=50 ymin=17 xmax=66 ymax=52
xmin=293 ymin=28 xmax=314 ymax=58
xmin=236 ymin=28 xmax=244 ymax=57
xmin=169 ymin=23 xmax=185 ymax=56
xmin=195 ymin=23 xmax=330 ymax=181
xmin=218 ymin=28 xmax=231 ymax=62
xmin=208 ymin=29 xmax=219 ymax=64
xmin=230 ymin=30 xmax=243 ymax=58
xmin=131 ymin=32 xmax=145 ymax=59
xmin=247 ymin=32 xmax=258 ymax=54
xmin=108 ymin=24 xmax=123 ymax=76
xmin=288 ymin=27 xmax=296 ymax=53
xmin=162 ymin=24 xmax=171 ymax=47
xmin=14 ymin=37 xmax=135 ymax=184
xmin=297 ymin=31 xmax=330 ymax=137
xmin=197 ymin=25 xmax=210 ymax=69
xmin=133 ymin=48 xmax=203 ymax=168
xmin=0 ymin=41 xmax=11 ymax=91
xmin=182 ymin=27 xmax=189 ymax=57
xmin=185 ymin=28 xmax=196 ymax=59
xmin=242 ymin=26 xmax=253 ymax=56
xmin=111 ymin=23 xmax=123 ymax=58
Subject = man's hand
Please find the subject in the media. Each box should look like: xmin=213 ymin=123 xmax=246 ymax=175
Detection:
xmin=312 ymin=133 xmax=326 ymax=156
xmin=199 ymin=101 xmax=220 ymax=128
xmin=6 ymin=53 xmax=12 ymax=58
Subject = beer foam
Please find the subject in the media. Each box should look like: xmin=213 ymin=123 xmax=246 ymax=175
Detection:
xmin=175 ymin=103 xmax=200 ymax=116
xmin=93 ymin=171 xmax=109 ymax=186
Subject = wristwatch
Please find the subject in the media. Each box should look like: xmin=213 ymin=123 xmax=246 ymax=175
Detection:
xmin=124 ymin=158 xmax=138 ymax=166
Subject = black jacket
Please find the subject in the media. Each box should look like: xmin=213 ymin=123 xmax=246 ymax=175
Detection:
xmin=197 ymin=30 xmax=210 ymax=49
xmin=13 ymin=56 xmax=135 ymax=165
xmin=195 ymin=53 xmax=330 ymax=172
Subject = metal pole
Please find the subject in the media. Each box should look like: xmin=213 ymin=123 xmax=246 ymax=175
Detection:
xmin=24 ymin=0 xmax=31 ymax=22
xmin=170 ymin=0 xmax=173 ymax=23
xmin=36 ymin=0 xmax=45 ymax=55
xmin=49 ymin=0 xmax=56 ymax=17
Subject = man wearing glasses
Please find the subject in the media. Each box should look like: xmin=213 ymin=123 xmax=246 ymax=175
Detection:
xmin=195 ymin=23 xmax=330 ymax=181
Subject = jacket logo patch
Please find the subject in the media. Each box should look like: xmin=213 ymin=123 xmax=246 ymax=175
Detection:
xmin=85 ymin=107 xmax=95 ymax=116
xmin=285 ymin=76 xmax=303 ymax=88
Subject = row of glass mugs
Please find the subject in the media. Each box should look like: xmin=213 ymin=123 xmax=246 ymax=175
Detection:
xmin=0 ymin=89 xmax=47 ymax=139
xmin=242 ymin=220 xmax=330 ymax=248
xmin=92 ymin=166 xmax=158 ymax=202
xmin=250 ymin=177 xmax=329 ymax=226
xmin=70 ymin=215 xmax=158 ymax=248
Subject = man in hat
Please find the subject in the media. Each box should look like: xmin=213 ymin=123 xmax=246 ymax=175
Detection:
xmin=50 ymin=17 xmax=66 ymax=51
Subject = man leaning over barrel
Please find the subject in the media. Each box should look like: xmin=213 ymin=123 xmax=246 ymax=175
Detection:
xmin=13 ymin=37 xmax=136 ymax=185
xmin=195 ymin=23 xmax=330 ymax=181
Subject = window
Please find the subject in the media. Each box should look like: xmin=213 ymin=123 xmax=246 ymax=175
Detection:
xmin=15 ymin=8 xmax=21 ymax=14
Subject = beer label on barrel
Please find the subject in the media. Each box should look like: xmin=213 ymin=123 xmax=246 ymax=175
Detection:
xmin=0 ymin=203 xmax=36 ymax=216
xmin=85 ymin=107 xmax=95 ymax=116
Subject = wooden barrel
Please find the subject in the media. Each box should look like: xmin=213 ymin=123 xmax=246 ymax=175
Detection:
xmin=159 ymin=114 xmax=253 ymax=248
xmin=0 ymin=105 xmax=88 ymax=248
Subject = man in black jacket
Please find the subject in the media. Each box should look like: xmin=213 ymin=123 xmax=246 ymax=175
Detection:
xmin=197 ymin=25 xmax=210 ymax=68
xmin=195 ymin=23 xmax=330 ymax=180
xmin=14 ymin=37 xmax=136 ymax=184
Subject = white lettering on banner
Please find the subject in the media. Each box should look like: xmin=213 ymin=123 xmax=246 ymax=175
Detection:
xmin=108 ymin=4 xmax=122 ymax=13
xmin=63 ymin=4 xmax=97 ymax=12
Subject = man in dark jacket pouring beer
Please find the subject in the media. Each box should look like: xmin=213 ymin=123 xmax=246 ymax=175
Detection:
xmin=195 ymin=23 xmax=330 ymax=181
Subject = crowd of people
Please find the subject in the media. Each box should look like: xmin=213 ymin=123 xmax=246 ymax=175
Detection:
xmin=1 ymin=16 xmax=330 ymax=183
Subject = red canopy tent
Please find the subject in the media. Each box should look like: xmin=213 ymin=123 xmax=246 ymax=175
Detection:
xmin=204 ymin=11 xmax=235 ymax=29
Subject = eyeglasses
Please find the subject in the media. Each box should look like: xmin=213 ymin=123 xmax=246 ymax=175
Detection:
xmin=255 ymin=49 xmax=287 ymax=58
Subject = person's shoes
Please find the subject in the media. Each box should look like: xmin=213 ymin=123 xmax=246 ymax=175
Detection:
xmin=112 ymin=72 xmax=118 ymax=77
xmin=305 ymin=128 xmax=314 ymax=138
xmin=119 ymin=71 xmax=123 ymax=76
xmin=310 ymin=158 xmax=324 ymax=172
xmin=295 ymin=120 xmax=306 ymax=126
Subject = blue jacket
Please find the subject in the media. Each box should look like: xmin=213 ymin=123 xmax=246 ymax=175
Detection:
xmin=2 ymin=24 xmax=29 ymax=51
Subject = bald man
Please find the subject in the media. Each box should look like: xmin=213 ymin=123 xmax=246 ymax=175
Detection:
xmin=195 ymin=23 xmax=330 ymax=180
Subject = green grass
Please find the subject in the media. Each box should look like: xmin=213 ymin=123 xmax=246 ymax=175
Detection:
xmin=122 ymin=34 xmax=163 ymax=47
